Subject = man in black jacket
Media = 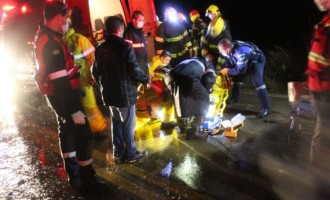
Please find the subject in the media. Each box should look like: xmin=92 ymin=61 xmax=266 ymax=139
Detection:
xmin=170 ymin=58 xmax=216 ymax=139
xmin=92 ymin=16 xmax=149 ymax=163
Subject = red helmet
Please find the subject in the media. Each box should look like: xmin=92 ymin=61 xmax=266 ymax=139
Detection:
xmin=189 ymin=10 xmax=200 ymax=22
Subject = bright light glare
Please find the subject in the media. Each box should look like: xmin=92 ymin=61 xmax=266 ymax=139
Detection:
xmin=0 ymin=44 xmax=15 ymax=117
xmin=174 ymin=154 xmax=200 ymax=189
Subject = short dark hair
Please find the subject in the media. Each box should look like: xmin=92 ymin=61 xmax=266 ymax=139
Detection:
xmin=44 ymin=1 xmax=69 ymax=20
xmin=160 ymin=50 xmax=171 ymax=58
xmin=105 ymin=16 xmax=124 ymax=34
xmin=131 ymin=10 xmax=144 ymax=20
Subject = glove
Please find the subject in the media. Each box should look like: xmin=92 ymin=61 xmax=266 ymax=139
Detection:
xmin=220 ymin=68 xmax=229 ymax=76
xmin=71 ymin=111 xmax=86 ymax=125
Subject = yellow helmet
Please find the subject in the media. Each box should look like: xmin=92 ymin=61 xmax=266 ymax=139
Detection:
xmin=205 ymin=5 xmax=221 ymax=18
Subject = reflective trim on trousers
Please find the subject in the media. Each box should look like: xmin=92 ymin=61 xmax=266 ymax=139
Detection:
xmin=63 ymin=152 xmax=76 ymax=158
xmin=77 ymin=158 xmax=93 ymax=166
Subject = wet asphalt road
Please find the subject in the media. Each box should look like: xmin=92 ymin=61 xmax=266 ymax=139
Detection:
xmin=0 ymin=77 xmax=325 ymax=200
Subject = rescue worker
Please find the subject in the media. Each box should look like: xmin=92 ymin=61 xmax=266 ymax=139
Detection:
xmin=148 ymin=50 xmax=177 ymax=129
xmin=201 ymin=4 xmax=231 ymax=70
xmin=170 ymin=58 xmax=216 ymax=139
xmin=34 ymin=1 xmax=108 ymax=193
xmin=189 ymin=9 xmax=207 ymax=58
xmin=155 ymin=7 xmax=192 ymax=66
xmin=64 ymin=18 xmax=107 ymax=134
xmin=124 ymin=10 xmax=148 ymax=75
xmin=92 ymin=16 xmax=149 ymax=163
xmin=308 ymin=0 xmax=330 ymax=175
xmin=218 ymin=38 xmax=271 ymax=118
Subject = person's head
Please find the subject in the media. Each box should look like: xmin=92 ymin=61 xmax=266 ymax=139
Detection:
xmin=164 ymin=7 xmax=177 ymax=22
xmin=218 ymin=38 xmax=233 ymax=57
xmin=43 ymin=1 xmax=70 ymax=34
xmin=314 ymin=0 xmax=330 ymax=12
xmin=189 ymin=10 xmax=200 ymax=22
xmin=205 ymin=5 xmax=221 ymax=21
xmin=131 ymin=10 xmax=145 ymax=29
xmin=177 ymin=12 xmax=186 ymax=23
xmin=160 ymin=50 xmax=172 ymax=66
xmin=105 ymin=16 xmax=125 ymax=37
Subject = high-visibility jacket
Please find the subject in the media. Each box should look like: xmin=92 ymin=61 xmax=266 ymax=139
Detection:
xmin=34 ymin=25 xmax=82 ymax=115
xmin=155 ymin=20 xmax=192 ymax=63
xmin=307 ymin=13 xmax=330 ymax=92
xmin=190 ymin=17 xmax=207 ymax=57
xmin=124 ymin=23 xmax=149 ymax=74
xmin=64 ymin=28 xmax=95 ymax=87
xmin=200 ymin=16 xmax=231 ymax=67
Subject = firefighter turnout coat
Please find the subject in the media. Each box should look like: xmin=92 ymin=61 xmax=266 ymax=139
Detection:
xmin=34 ymin=25 xmax=83 ymax=117
xmin=307 ymin=13 xmax=330 ymax=92
xmin=124 ymin=23 xmax=149 ymax=74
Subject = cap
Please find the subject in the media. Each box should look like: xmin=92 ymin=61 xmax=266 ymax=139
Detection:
xmin=44 ymin=1 xmax=69 ymax=20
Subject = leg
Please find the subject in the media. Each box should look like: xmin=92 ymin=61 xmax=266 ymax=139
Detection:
xmin=109 ymin=106 xmax=125 ymax=157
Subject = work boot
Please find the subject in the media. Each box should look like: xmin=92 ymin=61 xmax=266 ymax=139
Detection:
xmin=177 ymin=118 xmax=189 ymax=134
xmin=160 ymin=121 xmax=178 ymax=129
xmin=64 ymin=157 xmax=81 ymax=190
xmin=80 ymin=164 xmax=109 ymax=194
xmin=257 ymin=88 xmax=271 ymax=118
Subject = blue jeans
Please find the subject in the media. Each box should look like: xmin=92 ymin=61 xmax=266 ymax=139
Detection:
xmin=109 ymin=105 xmax=137 ymax=156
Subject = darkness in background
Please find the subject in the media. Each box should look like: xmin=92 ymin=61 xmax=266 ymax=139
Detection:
xmin=154 ymin=0 xmax=322 ymax=51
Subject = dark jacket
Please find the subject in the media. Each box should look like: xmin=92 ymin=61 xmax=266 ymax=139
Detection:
xmin=34 ymin=25 xmax=82 ymax=118
xmin=93 ymin=35 xmax=149 ymax=107
xmin=123 ymin=23 xmax=148 ymax=74
xmin=170 ymin=58 xmax=216 ymax=118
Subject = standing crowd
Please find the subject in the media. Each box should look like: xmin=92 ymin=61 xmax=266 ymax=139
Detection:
xmin=33 ymin=0 xmax=330 ymax=196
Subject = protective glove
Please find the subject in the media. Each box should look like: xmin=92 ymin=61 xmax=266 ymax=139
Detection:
xmin=220 ymin=68 xmax=229 ymax=76
xmin=71 ymin=111 xmax=86 ymax=125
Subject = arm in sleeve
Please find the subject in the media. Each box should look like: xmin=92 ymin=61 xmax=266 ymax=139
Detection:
xmin=125 ymin=43 xmax=149 ymax=84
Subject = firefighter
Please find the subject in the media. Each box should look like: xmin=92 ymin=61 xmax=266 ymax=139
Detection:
xmin=201 ymin=4 xmax=232 ymax=70
xmin=34 ymin=1 xmax=108 ymax=193
xmin=218 ymin=38 xmax=271 ymax=118
xmin=148 ymin=50 xmax=177 ymax=129
xmin=64 ymin=18 xmax=106 ymax=134
xmin=124 ymin=10 xmax=148 ymax=75
xmin=308 ymin=0 xmax=330 ymax=173
xmin=155 ymin=7 xmax=192 ymax=66
xmin=170 ymin=58 xmax=216 ymax=139
xmin=189 ymin=10 xmax=207 ymax=58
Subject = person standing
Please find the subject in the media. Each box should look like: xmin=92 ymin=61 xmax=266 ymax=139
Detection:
xmin=92 ymin=16 xmax=149 ymax=163
xmin=170 ymin=58 xmax=216 ymax=139
xmin=124 ymin=10 xmax=148 ymax=75
xmin=308 ymin=0 xmax=330 ymax=174
xmin=34 ymin=1 xmax=108 ymax=193
xmin=218 ymin=38 xmax=271 ymax=118
xmin=155 ymin=7 xmax=192 ymax=66
xmin=201 ymin=4 xmax=232 ymax=70
xmin=189 ymin=10 xmax=207 ymax=58
xmin=64 ymin=21 xmax=107 ymax=134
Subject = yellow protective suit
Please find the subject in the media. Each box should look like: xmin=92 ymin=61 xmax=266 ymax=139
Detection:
xmin=64 ymin=28 xmax=106 ymax=133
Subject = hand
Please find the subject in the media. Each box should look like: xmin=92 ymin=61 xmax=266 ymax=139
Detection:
xmin=220 ymin=68 xmax=229 ymax=76
xmin=71 ymin=111 xmax=86 ymax=125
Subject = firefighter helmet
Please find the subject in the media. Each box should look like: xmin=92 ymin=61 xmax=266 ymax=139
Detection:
xmin=205 ymin=5 xmax=221 ymax=18
xmin=189 ymin=10 xmax=200 ymax=22
xmin=164 ymin=7 xmax=178 ymax=21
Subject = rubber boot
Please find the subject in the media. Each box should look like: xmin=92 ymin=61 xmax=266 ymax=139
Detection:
xmin=177 ymin=118 xmax=189 ymax=134
xmin=186 ymin=117 xmax=208 ymax=140
xmin=80 ymin=164 xmax=109 ymax=194
xmin=257 ymin=88 xmax=271 ymax=118
xmin=64 ymin=157 xmax=81 ymax=190
xmin=228 ymin=82 xmax=242 ymax=104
